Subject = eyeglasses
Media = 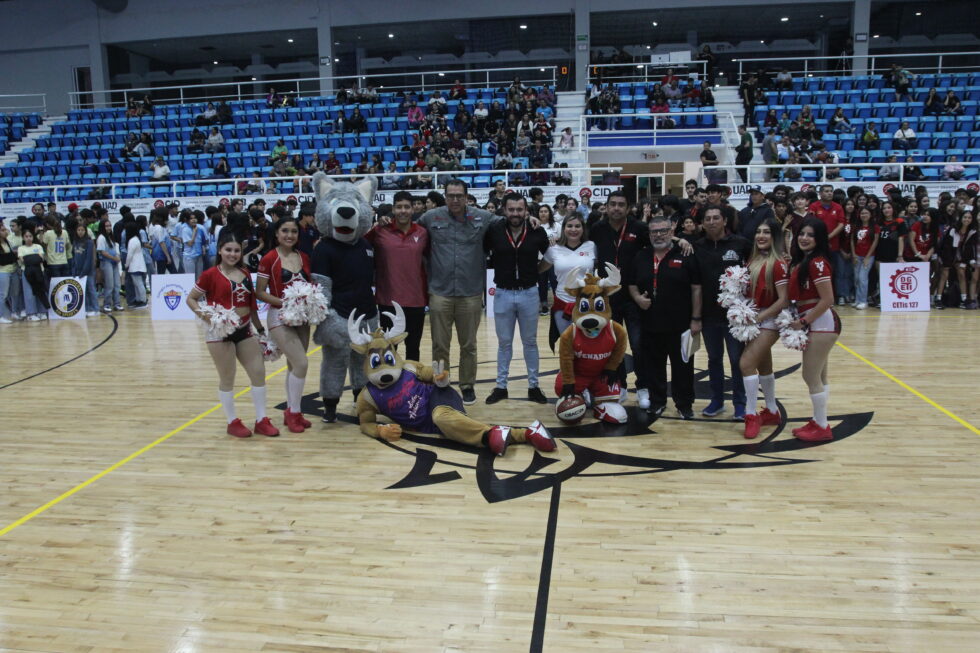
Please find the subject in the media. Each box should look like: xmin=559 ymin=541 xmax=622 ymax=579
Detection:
xmin=445 ymin=193 xmax=466 ymax=199
xmin=649 ymin=228 xmax=671 ymax=236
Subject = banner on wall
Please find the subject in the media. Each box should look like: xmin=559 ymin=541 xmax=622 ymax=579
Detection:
xmin=47 ymin=276 xmax=87 ymax=321
xmin=726 ymin=180 xmax=979 ymax=204
xmin=151 ymin=273 xmax=196 ymax=320
xmin=879 ymin=262 xmax=930 ymax=312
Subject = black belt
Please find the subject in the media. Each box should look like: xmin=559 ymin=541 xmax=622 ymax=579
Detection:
xmin=496 ymin=284 xmax=537 ymax=291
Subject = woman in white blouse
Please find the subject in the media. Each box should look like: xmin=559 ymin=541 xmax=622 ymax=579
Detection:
xmin=538 ymin=213 xmax=596 ymax=348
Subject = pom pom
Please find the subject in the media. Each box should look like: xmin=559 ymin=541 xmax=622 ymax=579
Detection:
xmin=730 ymin=322 xmax=761 ymax=343
xmin=717 ymin=265 xmax=751 ymax=308
xmin=198 ymin=302 xmax=240 ymax=339
xmin=259 ymin=333 xmax=282 ymax=362
xmin=775 ymin=307 xmax=809 ymax=351
xmin=281 ymin=280 xmax=331 ymax=326
xmin=726 ymin=298 xmax=758 ymax=326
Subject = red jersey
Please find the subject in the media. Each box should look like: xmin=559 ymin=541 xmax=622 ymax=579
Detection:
xmin=749 ymin=259 xmax=789 ymax=309
xmin=789 ymin=256 xmax=833 ymax=305
xmin=808 ymin=201 xmax=846 ymax=251
xmin=911 ymin=222 xmax=934 ymax=257
xmin=571 ymin=322 xmax=618 ymax=379
xmin=365 ymin=222 xmax=429 ymax=307
xmin=257 ymin=249 xmax=312 ymax=298
xmin=194 ymin=265 xmax=258 ymax=311
xmin=853 ymin=223 xmax=878 ymax=257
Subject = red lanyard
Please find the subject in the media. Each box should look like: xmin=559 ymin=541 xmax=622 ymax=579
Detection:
xmin=652 ymin=253 xmax=665 ymax=293
xmin=614 ymin=222 xmax=627 ymax=266
xmin=506 ymin=224 xmax=528 ymax=281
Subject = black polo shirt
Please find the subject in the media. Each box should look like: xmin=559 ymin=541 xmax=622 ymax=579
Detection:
xmin=695 ymin=233 xmax=752 ymax=324
xmin=591 ymin=217 xmax=649 ymax=307
xmin=484 ymin=219 xmax=549 ymax=289
xmin=626 ymin=245 xmax=701 ymax=333
xmin=311 ymin=237 xmax=376 ymax=319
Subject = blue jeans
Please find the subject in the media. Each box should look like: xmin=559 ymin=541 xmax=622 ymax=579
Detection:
xmin=8 ymin=269 xmax=23 ymax=314
xmin=702 ymin=321 xmax=746 ymax=408
xmin=493 ymin=287 xmax=540 ymax=388
xmin=100 ymin=260 xmax=121 ymax=308
xmin=0 ymin=271 xmax=12 ymax=319
xmin=833 ymin=251 xmax=853 ymax=300
xmin=183 ymin=255 xmax=203 ymax=280
xmin=853 ymin=255 xmax=874 ymax=304
xmin=20 ymin=274 xmax=41 ymax=316
xmin=82 ymin=273 xmax=99 ymax=312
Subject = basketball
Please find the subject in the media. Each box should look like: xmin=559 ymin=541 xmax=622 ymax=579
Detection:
xmin=556 ymin=394 xmax=587 ymax=424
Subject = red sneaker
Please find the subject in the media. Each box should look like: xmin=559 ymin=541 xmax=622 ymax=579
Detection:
xmin=759 ymin=408 xmax=781 ymax=426
xmin=792 ymin=419 xmax=818 ymax=437
xmin=226 ymin=418 xmax=252 ymax=438
xmin=284 ymin=410 xmax=306 ymax=433
xmin=525 ymin=420 xmax=557 ymax=452
xmin=794 ymin=421 xmax=833 ymax=442
xmin=297 ymin=412 xmax=312 ymax=428
xmin=743 ymin=413 xmax=761 ymax=439
xmin=254 ymin=417 xmax=280 ymax=437
xmin=486 ymin=425 xmax=511 ymax=456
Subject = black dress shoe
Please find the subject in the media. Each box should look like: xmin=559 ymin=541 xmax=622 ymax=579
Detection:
xmin=527 ymin=387 xmax=548 ymax=404
xmin=648 ymin=404 xmax=667 ymax=418
xmin=678 ymin=407 xmax=695 ymax=420
xmin=461 ymin=387 xmax=477 ymax=405
xmin=485 ymin=387 xmax=508 ymax=404
xmin=321 ymin=399 xmax=338 ymax=423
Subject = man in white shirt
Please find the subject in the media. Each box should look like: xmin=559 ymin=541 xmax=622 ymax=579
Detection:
xmin=150 ymin=157 xmax=171 ymax=181
xmin=893 ymin=121 xmax=918 ymax=150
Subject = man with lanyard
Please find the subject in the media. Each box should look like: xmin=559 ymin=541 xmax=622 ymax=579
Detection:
xmin=695 ymin=205 xmax=752 ymax=419
xmin=484 ymin=193 xmax=550 ymax=405
xmin=808 ymin=184 xmax=847 ymax=304
xmin=591 ymin=190 xmax=653 ymax=408
xmin=627 ymin=215 xmax=702 ymax=420
xmin=419 ymin=179 xmax=504 ymax=405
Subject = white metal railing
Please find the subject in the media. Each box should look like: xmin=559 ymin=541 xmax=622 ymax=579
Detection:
xmin=68 ymin=66 xmax=558 ymax=112
xmin=577 ymin=111 xmax=734 ymax=153
xmin=698 ymin=160 xmax=979 ymax=185
xmin=0 ymin=94 xmax=47 ymax=115
xmin=0 ymin=166 xmax=618 ymax=204
xmin=588 ymin=60 xmax=708 ymax=86
xmin=734 ymin=50 xmax=980 ymax=83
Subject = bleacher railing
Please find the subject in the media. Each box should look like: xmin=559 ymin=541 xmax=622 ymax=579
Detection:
xmin=0 ymin=166 xmax=616 ymax=204
xmin=68 ymin=66 xmax=558 ymax=112
xmin=734 ymin=50 xmax=980 ymax=84
xmin=0 ymin=94 xmax=47 ymax=115
xmin=698 ymin=160 xmax=979 ymax=186
xmin=577 ymin=111 xmax=739 ymax=153
xmin=588 ymin=60 xmax=708 ymax=86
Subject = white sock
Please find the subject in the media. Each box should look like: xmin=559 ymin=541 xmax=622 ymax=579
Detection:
xmin=287 ymin=373 xmax=305 ymax=412
xmin=810 ymin=391 xmax=829 ymax=428
xmin=743 ymin=374 xmax=759 ymax=415
xmin=218 ymin=390 xmax=236 ymax=424
xmin=823 ymin=384 xmax=830 ymax=403
xmin=251 ymin=385 xmax=267 ymax=421
xmin=760 ymin=374 xmax=777 ymax=412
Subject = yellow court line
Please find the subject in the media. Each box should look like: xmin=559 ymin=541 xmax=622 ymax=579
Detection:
xmin=0 ymin=346 xmax=322 ymax=538
xmin=836 ymin=341 xmax=979 ymax=436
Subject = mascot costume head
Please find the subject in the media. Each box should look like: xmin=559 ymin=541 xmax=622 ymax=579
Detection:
xmin=312 ymin=172 xmax=376 ymax=243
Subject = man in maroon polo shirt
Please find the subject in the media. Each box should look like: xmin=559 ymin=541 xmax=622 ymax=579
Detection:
xmin=808 ymin=184 xmax=847 ymax=303
xmin=365 ymin=190 xmax=429 ymax=361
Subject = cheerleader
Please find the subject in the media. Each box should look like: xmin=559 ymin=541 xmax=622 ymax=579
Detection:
xmin=255 ymin=217 xmax=313 ymax=433
xmin=740 ymin=218 xmax=790 ymax=439
xmin=788 ymin=218 xmax=840 ymax=442
xmin=187 ymin=232 xmax=279 ymax=438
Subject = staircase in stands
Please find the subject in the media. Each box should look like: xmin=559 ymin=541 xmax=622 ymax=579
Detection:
xmin=0 ymin=117 xmax=60 ymax=170
xmin=552 ymin=90 xmax=591 ymax=186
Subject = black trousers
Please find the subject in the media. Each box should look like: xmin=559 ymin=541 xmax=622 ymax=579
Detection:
xmin=379 ymin=304 xmax=426 ymax=363
xmin=735 ymin=151 xmax=752 ymax=182
xmin=641 ymin=329 xmax=694 ymax=411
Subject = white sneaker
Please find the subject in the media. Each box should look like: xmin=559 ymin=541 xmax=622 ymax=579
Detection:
xmin=0 ymin=317 xmax=12 ymax=324
xmin=636 ymin=388 xmax=651 ymax=410
xmin=855 ymin=303 xmax=867 ymax=310
xmin=16 ymin=311 xmax=26 ymax=320
xmin=86 ymin=311 xmax=100 ymax=317
xmin=28 ymin=315 xmax=42 ymax=322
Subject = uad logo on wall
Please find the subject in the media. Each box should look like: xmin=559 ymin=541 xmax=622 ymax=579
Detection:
xmin=282 ymin=364 xmax=873 ymax=503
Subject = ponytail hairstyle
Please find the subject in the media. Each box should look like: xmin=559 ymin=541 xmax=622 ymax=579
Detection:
xmin=748 ymin=217 xmax=785 ymax=299
xmin=792 ymin=217 xmax=831 ymax=290
xmin=45 ymin=215 xmax=63 ymax=238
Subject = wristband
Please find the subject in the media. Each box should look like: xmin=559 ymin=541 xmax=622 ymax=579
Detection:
xmin=800 ymin=316 xmax=808 ymax=327
xmin=691 ymin=317 xmax=702 ymax=321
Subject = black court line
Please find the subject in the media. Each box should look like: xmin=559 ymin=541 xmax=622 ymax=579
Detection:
xmin=0 ymin=315 xmax=119 ymax=390
xmin=529 ymin=481 xmax=562 ymax=653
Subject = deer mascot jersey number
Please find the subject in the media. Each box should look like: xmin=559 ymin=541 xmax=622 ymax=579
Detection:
xmin=555 ymin=263 xmax=630 ymax=424
xmin=349 ymin=303 xmax=557 ymax=456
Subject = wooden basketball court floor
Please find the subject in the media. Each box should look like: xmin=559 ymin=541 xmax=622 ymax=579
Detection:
xmin=1 ymin=307 xmax=978 ymax=652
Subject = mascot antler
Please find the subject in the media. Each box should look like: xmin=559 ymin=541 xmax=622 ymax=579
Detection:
xmin=381 ymin=302 xmax=406 ymax=340
xmin=562 ymin=266 xmax=587 ymax=289
xmin=597 ymin=262 xmax=621 ymax=288
xmin=347 ymin=311 xmax=373 ymax=347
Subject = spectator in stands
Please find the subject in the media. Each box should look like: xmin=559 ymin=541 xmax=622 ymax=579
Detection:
xmin=323 ymin=152 xmax=341 ymax=175
xmin=427 ymin=91 xmax=447 ymax=115
xmin=270 ymin=139 xmax=288 ymax=162
xmin=739 ymin=73 xmax=758 ymax=127
xmin=783 ymin=152 xmax=802 ymax=181
xmin=682 ymin=83 xmax=701 ymax=108
xmin=334 ymin=109 xmax=349 ymax=134
xmin=923 ymin=88 xmax=943 ymax=116
xmin=126 ymin=97 xmax=141 ymax=118
xmin=463 ymin=131 xmax=479 ymax=158
xmin=664 ymin=80 xmax=683 ymax=105
xmin=761 ymin=128 xmax=779 ymax=181
xmin=449 ymin=79 xmax=467 ymax=100
xmin=698 ymin=45 xmax=717 ymax=86
xmin=140 ymin=95 xmax=154 ymax=116
xmin=700 ymin=85 xmax=715 ymax=107
xmin=348 ymin=107 xmax=367 ymax=133
xmin=246 ymin=172 xmax=267 ymax=195
xmin=150 ymin=157 xmax=171 ymax=182
xmin=894 ymin=121 xmax=918 ymax=150
xmin=943 ymin=155 xmax=965 ymax=181
xmin=904 ymin=156 xmax=926 ymax=182
xmin=196 ymin=102 xmax=217 ymax=126
xmin=539 ymin=83 xmax=555 ymax=107
xmin=205 ymin=127 xmax=225 ymax=153
xmin=943 ymin=90 xmax=963 ymax=115
xmin=510 ymin=163 xmax=529 ymax=187
xmin=734 ymin=125 xmax=754 ymax=183
xmin=216 ymin=101 xmax=232 ymax=124
xmin=380 ymin=162 xmax=402 ymax=190
xmin=763 ymin=109 xmax=779 ymax=129
xmin=815 ymin=148 xmax=841 ymax=181
xmin=359 ymin=85 xmax=378 ymax=103
xmin=88 ymin=179 xmax=111 ymax=200
xmin=859 ymin=122 xmax=880 ymax=151
xmin=265 ymin=88 xmax=281 ymax=109
xmin=211 ymin=157 xmax=231 ymax=179
xmin=558 ymin=127 xmax=574 ymax=153
xmin=494 ymin=146 xmax=513 ymax=170
xmin=406 ymin=101 xmax=424 ymax=129
xmin=700 ymin=141 xmax=721 ymax=182
xmin=188 ymin=128 xmax=206 ymax=154
xmin=829 ymin=107 xmax=853 ymax=133
xmin=879 ymin=155 xmax=901 ymax=181
xmin=775 ymin=69 xmax=793 ymax=91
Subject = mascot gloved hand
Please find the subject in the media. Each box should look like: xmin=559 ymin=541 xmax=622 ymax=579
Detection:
xmin=554 ymin=263 xmax=629 ymax=425
xmin=350 ymin=303 xmax=558 ymax=456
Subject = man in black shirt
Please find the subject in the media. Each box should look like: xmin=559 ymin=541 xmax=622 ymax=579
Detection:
xmin=737 ymin=187 xmax=775 ymax=241
xmin=695 ymin=206 xmax=752 ymax=419
xmin=591 ymin=190 xmax=651 ymax=407
xmin=484 ymin=193 xmax=550 ymax=405
xmin=627 ymin=216 xmax=702 ymax=419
